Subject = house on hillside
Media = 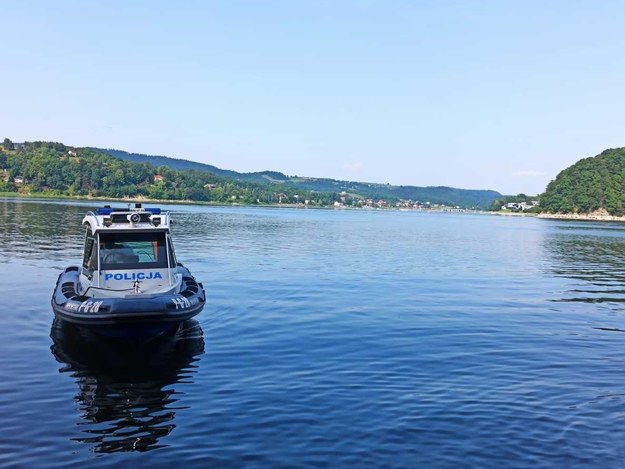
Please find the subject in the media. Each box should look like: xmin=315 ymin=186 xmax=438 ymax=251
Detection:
xmin=14 ymin=176 xmax=25 ymax=184
xmin=154 ymin=174 xmax=164 ymax=183
xmin=505 ymin=201 xmax=538 ymax=212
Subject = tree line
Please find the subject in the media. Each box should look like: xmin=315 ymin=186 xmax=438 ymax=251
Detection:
xmin=0 ymin=140 xmax=339 ymax=205
xmin=0 ymin=138 xmax=506 ymax=208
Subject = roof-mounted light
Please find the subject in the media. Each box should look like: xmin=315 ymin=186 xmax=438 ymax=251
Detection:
xmin=103 ymin=217 xmax=113 ymax=227
xmin=152 ymin=216 xmax=161 ymax=227
xmin=96 ymin=207 xmax=114 ymax=215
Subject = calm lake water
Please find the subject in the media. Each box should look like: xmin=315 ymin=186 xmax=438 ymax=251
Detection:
xmin=2 ymin=198 xmax=625 ymax=468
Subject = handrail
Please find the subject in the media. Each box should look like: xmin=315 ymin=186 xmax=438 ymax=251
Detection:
xmin=83 ymin=285 xmax=134 ymax=296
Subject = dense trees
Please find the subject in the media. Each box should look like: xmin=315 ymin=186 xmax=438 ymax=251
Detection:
xmin=0 ymin=141 xmax=334 ymax=205
xmin=540 ymin=148 xmax=625 ymax=215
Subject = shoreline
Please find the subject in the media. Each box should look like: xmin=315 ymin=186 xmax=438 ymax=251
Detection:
xmin=0 ymin=191 xmax=308 ymax=209
xmin=0 ymin=192 xmax=504 ymax=213
xmin=4 ymin=192 xmax=625 ymax=222
xmin=537 ymin=212 xmax=625 ymax=222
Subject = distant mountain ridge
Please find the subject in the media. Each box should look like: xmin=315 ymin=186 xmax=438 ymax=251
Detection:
xmin=92 ymin=148 xmax=290 ymax=184
xmin=93 ymin=148 xmax=502 ymax=208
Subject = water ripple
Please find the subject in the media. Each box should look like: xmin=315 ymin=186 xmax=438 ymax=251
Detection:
xmin=2 ymin=201 xmax=625 ymax=467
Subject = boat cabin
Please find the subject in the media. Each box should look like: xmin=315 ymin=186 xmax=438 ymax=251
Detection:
xmin=79 ymin=204 xmax=181 ymax=297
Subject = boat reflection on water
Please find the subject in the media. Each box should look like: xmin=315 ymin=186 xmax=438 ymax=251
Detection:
xmin=49 ymin=319 xmax=205 ymax=453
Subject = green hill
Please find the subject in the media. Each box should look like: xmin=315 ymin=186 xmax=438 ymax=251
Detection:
xmin=540 ymin=147 xmax=625 ymax=215
xmin=92 ymin=148 xmax=290 ymax=184
xmin=0 ymin=141 xmax=332 ymax=205
xmin=93 ymin=147 xmax=502 ymax=208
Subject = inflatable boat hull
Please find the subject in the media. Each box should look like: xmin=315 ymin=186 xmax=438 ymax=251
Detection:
xmin=52 ymin=266 xmax=206 ymax=341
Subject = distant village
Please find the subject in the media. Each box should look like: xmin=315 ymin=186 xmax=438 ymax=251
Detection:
xmin=303 ymin=192 xmax=540 ymax=213
xmin=328 ymin=192 xmax=474 ymax=211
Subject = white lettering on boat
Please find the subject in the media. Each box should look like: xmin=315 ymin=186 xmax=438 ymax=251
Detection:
xmin=104 ymin=272 xmax=163 ymax=281
xmin=79 ymin=300 xmax=104 ymax=313
xmin=171 ymin=297 xmax=191 ymax=309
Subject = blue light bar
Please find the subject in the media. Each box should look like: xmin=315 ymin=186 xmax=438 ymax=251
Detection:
xmin=96 ymin=207 xmax=114 ymax=215
xmin=146 ymin=208 xmax=161 ymax=215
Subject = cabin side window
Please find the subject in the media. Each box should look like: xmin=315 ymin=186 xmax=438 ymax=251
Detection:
xmin=167 ymin=235 xmax=177 ymax=267
xmin=82 ymin=227 xmax=97 ymax=275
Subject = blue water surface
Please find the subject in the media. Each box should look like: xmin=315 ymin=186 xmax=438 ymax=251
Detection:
xmin=2 ymin=198 xmax=625 ymax=468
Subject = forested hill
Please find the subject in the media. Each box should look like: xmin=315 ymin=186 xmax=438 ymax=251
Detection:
xmin=0 ymin=141 xmax=334 ymax=205
xmin=93 ymin=147 xmax=502 ymax=208
xmin=93 ymin=148 xmax=290 ymax=184
xmin=540 ymin=147 xmax=625 ymax=216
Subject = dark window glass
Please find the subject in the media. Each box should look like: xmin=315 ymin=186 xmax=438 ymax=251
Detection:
xmin=167 ymin=236 xmax=177 ymax=266
xmin=99 ymin=231 xmax=168 ymax=270
xmin=82 ymin=236 xmax=96 ymax=272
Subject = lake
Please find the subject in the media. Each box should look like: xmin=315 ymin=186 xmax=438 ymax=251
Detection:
xmin=2 ymin=198 xmax=625 ymax=468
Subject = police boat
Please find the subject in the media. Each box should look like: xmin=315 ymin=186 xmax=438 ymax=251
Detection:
xmin=52 ymin=204 xmax=206 ymax=341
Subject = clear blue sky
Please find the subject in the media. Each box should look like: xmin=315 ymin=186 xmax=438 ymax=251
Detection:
xmin=2 ymin=1 xmax=624 ymax=195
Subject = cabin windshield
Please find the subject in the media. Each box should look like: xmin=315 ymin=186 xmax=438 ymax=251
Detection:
xmin=99 ymin=231 xmax=169 ymax=270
